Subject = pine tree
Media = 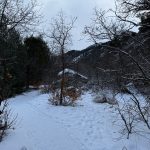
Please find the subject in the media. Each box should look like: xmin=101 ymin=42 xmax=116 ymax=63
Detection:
xmin=24 ymin=36 xmax=50 ymax=88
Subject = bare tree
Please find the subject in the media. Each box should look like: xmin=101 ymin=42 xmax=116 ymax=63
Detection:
xmin=84 ymin=8 xmax=128 ymax=43
xmin=0 ymin=0 xmax=40 ymax=36
xmin=84 ymin=7 xmax=150 ymax=84
xmin=84 ymin=5 xmax=150 ymax=138
xmin=114 ymin=0 xmax=150 ymax=25
xmin=48 ymin=11 xmax=77 ymax=105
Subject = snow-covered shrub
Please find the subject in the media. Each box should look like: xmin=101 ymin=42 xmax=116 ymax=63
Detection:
xmin=49 ymin=88 xmax=60 ymax=105
xmin=93 ymin=91 xmax=117 ymax=105
xmin=49 ymin=86 xmax=81 ymax=106
xmin=93 ymin=94 xmax=107 ymax=103
xmin=40 ymin=85 xmax=50 ymax=94
xmin=62 ymin=87 xmax=82 ymax=106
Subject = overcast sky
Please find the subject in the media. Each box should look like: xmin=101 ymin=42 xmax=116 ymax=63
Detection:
xmin=38 ymin=0 xmax=115 ymax=50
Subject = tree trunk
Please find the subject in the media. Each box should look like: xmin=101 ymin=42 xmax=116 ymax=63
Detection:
xmin=60 ymin=46 xmax=65 ymax=105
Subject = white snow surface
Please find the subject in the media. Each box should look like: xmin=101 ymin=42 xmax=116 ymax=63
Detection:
xmin=0 ymin=90 xmax=150 ymax=150
xmin=58 ymin=68 xmax=88 ymax=80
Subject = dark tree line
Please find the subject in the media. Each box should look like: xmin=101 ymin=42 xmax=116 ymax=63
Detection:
xmin=24 ymin=36 xmax=51 ymax=89
xmin=0 ymin=33 xmax=51 ymax=98
xmin=0 ymin=0 xmax=51 ymax=141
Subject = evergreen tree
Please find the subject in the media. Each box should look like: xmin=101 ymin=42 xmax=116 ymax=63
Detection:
xmin=0 ymin=27 xmax=27 ymax=97
xmin=24 ymin=36 xmax=50 ymax=87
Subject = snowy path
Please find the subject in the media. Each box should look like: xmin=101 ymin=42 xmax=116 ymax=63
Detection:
xmin=0 ymin=91 xmax=85 ymax=150
xmin=0 ymin=90 xmax=150 ymax=150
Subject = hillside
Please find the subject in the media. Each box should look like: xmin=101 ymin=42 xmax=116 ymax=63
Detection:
xmin=64 ymin=30 xmax=150 ymax=91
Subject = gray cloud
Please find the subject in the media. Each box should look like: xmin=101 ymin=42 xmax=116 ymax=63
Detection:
xmin=38 ymin=0 xmax=115 ymax=50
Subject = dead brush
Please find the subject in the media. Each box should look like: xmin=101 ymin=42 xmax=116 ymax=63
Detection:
xmin=0 ymin=100 xmax=16 ymax=142
xmin=49 ymin=85 xmax=81 ymax=106
xmin=62 ymin=87 xmax=82 ymax=106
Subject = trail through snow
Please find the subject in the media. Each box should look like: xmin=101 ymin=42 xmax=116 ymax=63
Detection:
xmin=0 ymin=91 xmax=84 ymax=150
xmin=0 ymin=90 xmax=150 ymax=150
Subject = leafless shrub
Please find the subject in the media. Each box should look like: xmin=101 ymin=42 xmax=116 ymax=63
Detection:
xmin=49 ymin=87 xmax=60 ymax=106
xmin=63 ymin=87 xmax=82 ymax=106
xmin=40 ymin=85 xmax=50 ymax=94
xmin=0 ymin=100 xmax=16 ymax=142
xmin=49 ymin=85 xmax=81 ymax=106
xmin=93 ymin=91 xmax=118 ymax=105
xmin=117 ymin=101 xmax=137 ymax=139
xmin=130 ymin=92 xmax=150 ymax=129
xmin=115 ymin=90 xmax=150 ymax=139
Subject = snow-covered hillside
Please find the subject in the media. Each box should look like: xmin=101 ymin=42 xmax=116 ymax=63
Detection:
xmin=0 ymin=91 xmax=150 ymax=150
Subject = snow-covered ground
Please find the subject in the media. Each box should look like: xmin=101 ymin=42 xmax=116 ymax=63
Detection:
xmin=0 ymin=90 xmax=150 ymax=150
